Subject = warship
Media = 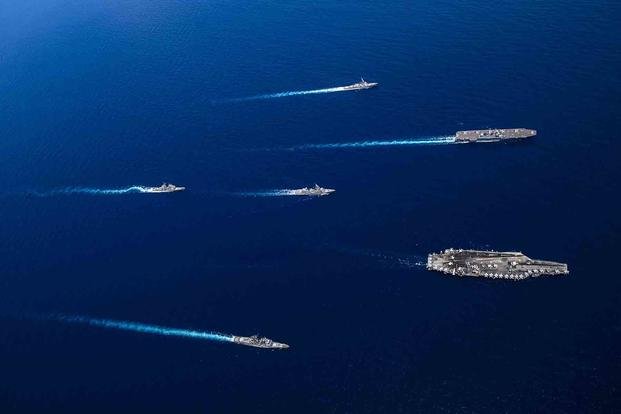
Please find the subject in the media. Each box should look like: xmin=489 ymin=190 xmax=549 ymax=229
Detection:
xmin=232 ymin=335 xmax=290 ymax=350
xmin=341 ymin=78 xmax=378 ymax=91
xmin=288 ymin=184 xmax=335 ymax=196
xmin=454 ymin=128 xmax=537 ymax=143
xmin=143 ymin=183 xmax=186 ymax=193
xmin=427 ymin=249 xmax=569 ymax=280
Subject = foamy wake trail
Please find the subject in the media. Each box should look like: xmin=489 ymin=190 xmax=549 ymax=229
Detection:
xmin=51 ymin=314 xmax=233 ymax=343
xmin=331 ymin=245 xmax=426 ymax=269
xmin=224 ymin=86 xmax=352 ymax=102
xmin=33 ymin=186 xmax=148 ymax=196
xmin=235 ymin=190 xmax=299 ymax=197
xmin=293 ymin=136 xmax=456 ymax=150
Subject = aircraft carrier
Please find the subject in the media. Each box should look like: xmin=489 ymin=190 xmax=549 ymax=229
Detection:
xmin=427 ymin=249 xmax=568 ymax=280
xmin=455 ymin=128 xmax=536 ymax=143
xmin=232 ymin=334 xmax=289 ymax=349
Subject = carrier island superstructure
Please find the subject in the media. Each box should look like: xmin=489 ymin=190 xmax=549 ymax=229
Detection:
xmin=427 ymin=249 xmax=568 ymax=280
xmin=455 ymin=128 xmax=537 ymax=143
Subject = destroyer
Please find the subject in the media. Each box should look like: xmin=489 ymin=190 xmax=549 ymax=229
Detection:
xmin=341 ymin=78 xmax=378 ymax=91
xmin=289 ymin=184 xmax=335 ymax=196
xmin=455 ymin=128 xmax=536 ymax=143
xmin=143 ymin=183 xmax=186 ymax=193
xmin=232 ymin=335 xmax=289 ymax=350
xmin=427 ymin=249 xmax=568 ymax=280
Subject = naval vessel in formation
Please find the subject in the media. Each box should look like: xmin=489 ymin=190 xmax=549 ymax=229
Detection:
xmin=144 ymin=183 xmax=186 ymax=193
xmin=427 ymin=249 xmax=569 ymax=280
xmin=455 ymin=128 xmax=537 ymax=143
xmin=342 ymin=78 xmax=378 ymax=91
xmin=232 ymin=334 xmax=289 ymax=349
xmin=289 ymin=184 xmax=335 ymax=196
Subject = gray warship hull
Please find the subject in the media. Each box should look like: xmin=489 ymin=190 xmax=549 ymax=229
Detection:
xmin=144 ymin=183 xmax=186 ymax=193
xmin=341 ymin=82 xmax=378 ymax=91
xmin=144 ymin=187 xmax=185 ymax=193
xmin=427 ymin=249 xmax=568 ymax=280
xmin=288 ymin=189 xmax=335 ymax=196
xmin=288 ymin=184 xmax=335 ymax=196
xmin=455 ymin=128 xmax=537 ymax=143
xmin=232 ymin=335 xmax=289 ymax=349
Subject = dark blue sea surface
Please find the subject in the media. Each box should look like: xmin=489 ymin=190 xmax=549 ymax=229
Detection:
xmin=1 ymin=1 xmax=620 ymax=412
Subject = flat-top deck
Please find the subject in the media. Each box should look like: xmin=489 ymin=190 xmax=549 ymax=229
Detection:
xmin=455 ymin=128 xmax=537 ymax=143
xmin=427 ymin=249 xmax=568 ymax=280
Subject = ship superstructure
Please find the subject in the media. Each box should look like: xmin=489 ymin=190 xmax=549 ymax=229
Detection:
xmin=341 ymin=78 xmax=378 ymax=91
xmin=288 ymin=184 xmax=335 ymax=196
xmin=455 ymin=128 xmax=536 ymax=143
xmin=427 ymin=249 xmax=568 ymax=280
xmin=232 ymin=335 xmax=290 ymax=349
xmin=143 ymin=183 xmax=186 ymax=193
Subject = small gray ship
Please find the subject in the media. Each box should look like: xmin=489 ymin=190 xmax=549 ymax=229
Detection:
xmin=455 ymin=128 xmax=537 ymax=143
xmin=232 ymin=335 xmax=289 ymax=350
xmin=341 ymin=78 xmax=378 ymax=91
xmin=143 ymin=183 xmax=186 ymax=193
xmin=288 ymin=184 xmax=335 ymax=196
xmin=427 ymin=249 xmax=568 ymax=280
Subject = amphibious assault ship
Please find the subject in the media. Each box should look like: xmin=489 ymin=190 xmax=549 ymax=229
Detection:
xmin=342 ymin=78 xmax=378 ymax=91
xmin=289 ymin=184 xmax=335 ymax=196
xmin=143 ymin=183 xmax=186 ymax=193
xmin=455 ymin=128 xmax=537 ymax=143
xmin=232 ymin=335 xmax=289 ymax=350
xmin=427 ymin=249 xmax=568 ymax=280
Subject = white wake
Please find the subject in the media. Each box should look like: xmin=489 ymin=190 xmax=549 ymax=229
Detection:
xmin=50 ymin=314 xmax=234 ymax=343
xmin=33 ymin=186 xmax=149 ymax=196
xmin=222 ymin=85 xmax=358 ymax=102
xmin=234 ymin=190 xmax=302 ymax=197
xmin=292 ymin=136 xmax=456 ymax=150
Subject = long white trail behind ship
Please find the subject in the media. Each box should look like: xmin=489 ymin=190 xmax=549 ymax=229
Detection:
xmin=235 ymin=190 xmax=308 ymax=197
xmin=50 ymin=314 xmax=233 ymax=344
xmin=222 ymin=86 xmax=357 ymax=103
xmin=32 ymin=186 xmax=149 ymax=196
xmin=330 ymin=245 xmax=426 ymax=269
xmin=292 ymin=136 xmax=456 ymax=150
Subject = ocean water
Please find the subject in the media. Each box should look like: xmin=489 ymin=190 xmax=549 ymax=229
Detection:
xmin=1 ymin=1 xmax=620 ymax=412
